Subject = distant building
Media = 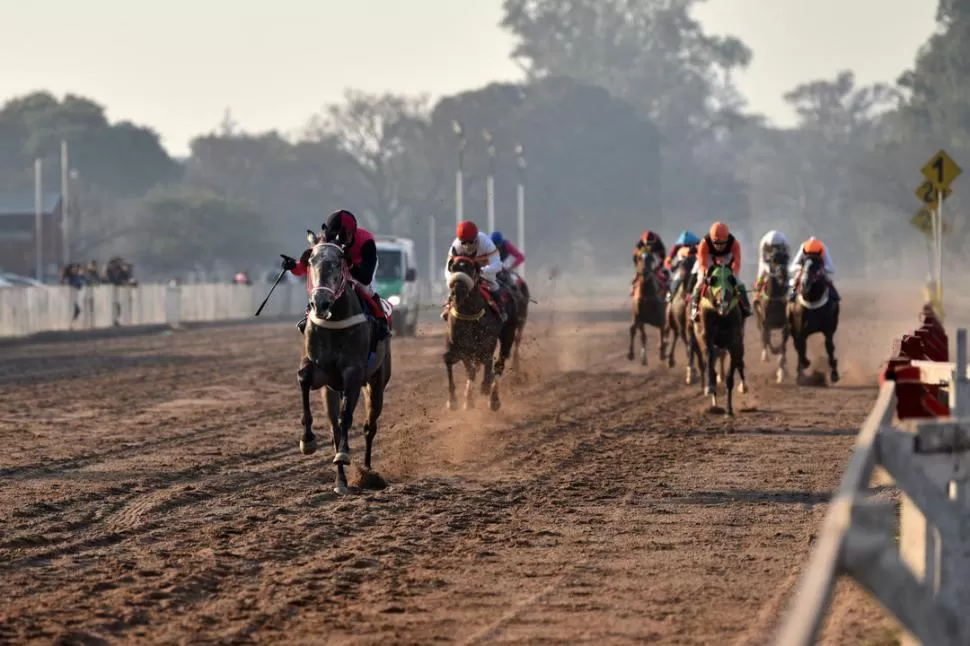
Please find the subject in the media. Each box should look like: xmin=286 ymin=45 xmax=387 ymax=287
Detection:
xmin=0 ymin=193 xmax=63 ymax=278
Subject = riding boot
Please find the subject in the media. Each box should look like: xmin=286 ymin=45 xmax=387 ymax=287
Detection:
xmin=490 ymin=288 xmax=508 ymax=323
xmin=690 ymin=284 xmax=702 ymax=321
xmin=738 ymin=284 xmax=753 ymax=318
xmin=371 ymin=291 xmax=390 ymax=340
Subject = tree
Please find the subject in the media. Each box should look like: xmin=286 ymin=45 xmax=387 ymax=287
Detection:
xmin=132 ymin=189 xmax=271 ymax=274
xmin=500 ymin=0 xmax=752 ymax=138
xmin=0 ymin=91 xmax=180 ymax=197
xmin=305 ymin=90 xmax=438 ymax=233
xmin=422 ymin=77 xmax=663 ymax=271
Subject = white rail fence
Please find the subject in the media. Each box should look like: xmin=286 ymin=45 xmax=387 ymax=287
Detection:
xmin=776 ymin=306 xmax=970 ymax=646
xmin=0 ymin=283 xmax=310 ymax=339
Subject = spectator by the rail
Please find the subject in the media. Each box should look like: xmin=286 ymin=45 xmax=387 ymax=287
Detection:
xmin=84 ymin=261 xmax=103 ymax=285
xmin=105 ymin=257 xmax=137 ymax=286
xmin=60 ymin=264 xmax=87 ymax=323
xmin=233 ymin=271 xmax=252 ymax=286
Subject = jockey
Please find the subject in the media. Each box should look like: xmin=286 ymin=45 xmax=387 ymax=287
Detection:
xmin=631 ymin=230 xmax=668 ymax=294
xmin=282 ymin=209 xmax=391 ymax=339
xmin=444 ymin=220 xmax=507 ymax=322
xmin=489 ymin=230 xmax=525 ymax=288
xmin=664 ymin=230 xmax=701 ymax=302
xmin=632 ymin=230 xmax=667 ymax=270
xmin=753 ymin=230 xmax=791 ymax=295
xmin=690 ymin=221 xmax=752 ymax=320
xmin=788 ymin=236 xmax=840 ymax=302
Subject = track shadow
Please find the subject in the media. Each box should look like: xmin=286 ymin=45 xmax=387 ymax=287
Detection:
xmin=662 ymin=489 xmax=833 ymax=506
xmin=0 ymin=354 xmax=205 ymax=387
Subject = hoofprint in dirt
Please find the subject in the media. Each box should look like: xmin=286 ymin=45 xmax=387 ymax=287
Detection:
xmin=0 ymin=291 xmax=904 ymax=645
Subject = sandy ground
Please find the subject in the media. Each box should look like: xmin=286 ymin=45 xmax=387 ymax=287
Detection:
xmin=0 ymin=287 xmax=919 ymax=645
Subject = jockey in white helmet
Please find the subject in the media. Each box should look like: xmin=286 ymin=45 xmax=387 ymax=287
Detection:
xmin=754 ymin=230 xmax=791 ymax=294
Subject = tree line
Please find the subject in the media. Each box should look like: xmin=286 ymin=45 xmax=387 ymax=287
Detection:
xmin=0 ymin=0 xmax=963 ymax=280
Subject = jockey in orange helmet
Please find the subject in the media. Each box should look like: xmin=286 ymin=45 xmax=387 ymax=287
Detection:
xmin=690 ymin=221 xmax=752 ymax=320
xmin=788 ymin=236 xmax=839 ymax=302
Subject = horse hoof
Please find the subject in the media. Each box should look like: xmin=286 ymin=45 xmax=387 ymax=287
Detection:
xmin=716 ymin=374 xmax=723 ymax=385
xmin=776 ymin=369 xmax=786 ymax=384
xmin=831 ymin=370 xmax=840 ymax=384
xmin=710 ymin=395 xmax=718 ymax=408
xmin=703 ymin=386 xmax=712 ymax=396
xmin=627 ymin=351 xmax=634 ymax=361
xmin=300 ymin=437 xmax=317 ymax=455
xmin=737 ymin=383 xmax=748 ymax=394
xmin=490 ymin=395 xmax=501 ymax=411
xmin=333 ymin=451 xmax=350 ymax=465
xmin=725 ymin=409 xmax=735 ymax=418
xmin=464 ymin=400 xmax=474 ymax=411
xmin=761 ymin=349 xmax=768 ymax=362
xmin=446 ymin=398 xmax=456 ymax=411
xmin=333 ymin=483 xmax=349 ymax=496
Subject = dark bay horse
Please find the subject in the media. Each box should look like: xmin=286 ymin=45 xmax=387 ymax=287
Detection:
xmin=628 ymin=250 xmax=668 ymax=366
xmin=297 ymin=234 xmax=392 ymax=495
xmin=499 ymin=269 xmax=530 ymax=373
xmin=663 ymin=253 xmax=703 ymax=384
xmin=754 ymin=249 xmax=790 ymax=383
xmin=692 ymin=265 xmax=748 ymax=417
xmin=788 ymin=253 xmax=840 ymax=385
xmin=443 ymin=257 xmax=518 ymax=411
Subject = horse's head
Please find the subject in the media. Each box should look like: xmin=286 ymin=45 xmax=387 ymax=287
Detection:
xmin=769 ymin=249 xmax=789 ymax=284
xmin=446 ymin=256 xmax=480 ymax=305
xmin=306 ymin=231 xmax=348 ymax=318
xmin=705 ymin=265 xmax=739 ymax=317
xmin=637 ymin=250 xmax=657 ymax=276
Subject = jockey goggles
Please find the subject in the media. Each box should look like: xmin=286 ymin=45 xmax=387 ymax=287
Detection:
xmin=459 ymin=238 xmax=477 ymax=252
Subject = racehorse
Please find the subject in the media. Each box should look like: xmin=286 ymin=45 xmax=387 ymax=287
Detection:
xmin=753 ymin=249 xmax=791 ymax=383
xmin=692 ymin=265 xmax=748 ymax=417
xmin=788 ymin=253 xmax=840 ymax=384
xmin=628 ymin=250 xmax=668 ymax=366
xmin=443 ymin=257 xmax=518 ymax=411
xmin=499 ymin=269 xmax=530 ymax=373
xmin=296 ymin=233 xmax=392 ymax=495
xmin=663 ymin=253 xmax=703 ymax=384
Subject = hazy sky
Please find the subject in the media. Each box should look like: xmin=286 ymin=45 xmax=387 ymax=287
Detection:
xmin=3 ymin=0 xmax=936 ymax=157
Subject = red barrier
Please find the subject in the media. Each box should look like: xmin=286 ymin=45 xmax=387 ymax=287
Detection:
xmin=879 ymin=303 xmax=950 ymax=419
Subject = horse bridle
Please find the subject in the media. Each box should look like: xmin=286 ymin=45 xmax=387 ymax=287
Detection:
xmin=310 ymin=242 xmax=350 ymax=303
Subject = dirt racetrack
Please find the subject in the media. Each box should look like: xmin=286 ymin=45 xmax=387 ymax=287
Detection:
xmin=0 ymin=286 xmax=918 ymax=645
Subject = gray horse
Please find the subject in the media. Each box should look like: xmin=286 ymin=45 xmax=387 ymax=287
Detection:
xmin=296 ymin=233 xmax=392 ymax=495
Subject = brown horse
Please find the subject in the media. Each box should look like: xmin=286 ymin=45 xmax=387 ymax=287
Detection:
xmin=692 ymin=265 xmax=748 ymax=417
xmin=443 ymin=257 xmax=519 ymax=411
xmin=628 ymin=250 xmax=668 ymax=366
xmin=499 ymin=269 xmax=530 ymax=374
xmin=753 ymin=249 xmax=790 ymax=384
xmin=663 ymin=253 xmax=703 ymax=384
xmin=788 ymin=253 xmax=840 ymax=385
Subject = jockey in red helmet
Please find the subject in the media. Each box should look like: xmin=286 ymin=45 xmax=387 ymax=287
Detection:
xmin=281 ymin=209 xmax=391 ymax=339
xmin=443 ymin=220 xmax=508 ymax=322
xmin=631 ymin=230 xmax=669 ymax=295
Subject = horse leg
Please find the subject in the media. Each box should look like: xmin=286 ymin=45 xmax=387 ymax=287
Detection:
xmin=825 ymin=331 xmax=840 ymax=383
xmin=444 ymin=347 xmax=458 ymax=410
xmin=298 ymin=359 xmax=317 ymax=455
xmin=736 ymin=322 xmax=748 ymax=394
xmin=793 ymin=333 xmax=808 ymax=382
xmin=760 ymin=321 xmax=770 ymax=362
xmin=627 ymin=317 xmax=637 ymax=361
xmin=481 ymin=353 xmax=494 ymax=395
xmin=486 ymin=353 xmax=501 ymax=411
xmin=464 ymin=360 xmax=477 ymax=410
xmin=640 ymin=324 xmax=648 ymax=366
xmin=495 ymin=321 xmax=515 ymax=377
xmin=333 ymin=366 xmax=362 ymax=470
xmin=363 ymin=380 xmax=384 ymax=470
xmin=724 ymin=347 xmax=737 ymax=417
xmin=705 ymin=338 xmax=717 ymax=400
xmin=777 ymin=326 xmax=789 ymax=383
xmin=666 ymin=324 xmax=678 ymax=368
